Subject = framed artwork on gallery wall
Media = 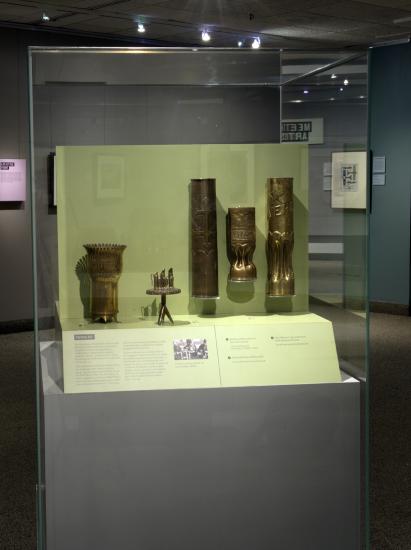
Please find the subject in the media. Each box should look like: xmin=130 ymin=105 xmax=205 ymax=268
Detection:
xmin=331 ymin=151 xmax=367 ymax=209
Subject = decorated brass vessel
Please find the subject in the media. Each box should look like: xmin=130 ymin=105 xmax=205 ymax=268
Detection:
xmin=190 ymin=178 xmax=219 ymax=298
xmin=266 ymin=178 xmax=294 ymax=296
xmin=84 ymin=243 xmax=126 ymax=322
xmin=228 ymin=207 xmax=257 ymax=282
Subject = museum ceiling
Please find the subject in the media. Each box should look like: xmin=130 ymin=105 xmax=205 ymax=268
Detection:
xmin=0 ymin=0 xmax=411 ymax=49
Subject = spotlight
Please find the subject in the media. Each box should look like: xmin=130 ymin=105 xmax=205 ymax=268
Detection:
xmin=137 ymin=23 xmax=145 ymax=33
xmin=303 ymin=90 xmax=309 ymax=94
xmin=251 ymin=37 xmax=261 ymax=49
xmin=237 ymin=40 xmax=243 ymax=47
xmin=339 ymin=87 xmax=344 ymax=91
xmin=359 ymin=95 xmax=366 ymax=99
xmin=202 ymin=31 xmax=211 ymax=42
xmin=42 ymin=13 xmax=50 ymax=22
xmin=291 ymin=99 xmax=302 ymax=103
xmin=331 ymin=73 xmax=337 ymax=79
xmin=344 ymin=79 xmax=349 ymax=86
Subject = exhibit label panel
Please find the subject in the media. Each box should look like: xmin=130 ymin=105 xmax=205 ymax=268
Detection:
xmin=60 ymin=314 xmax=340 ymax=393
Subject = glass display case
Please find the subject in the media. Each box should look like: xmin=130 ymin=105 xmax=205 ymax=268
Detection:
xmin=29 ymin=47 xmax=369 ymax=550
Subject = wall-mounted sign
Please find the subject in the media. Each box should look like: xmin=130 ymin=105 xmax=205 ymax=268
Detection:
xmin=0 ymin=159 xmax=26 ymax=201
xmin=281 ymin=118 xmax=324 ymax=144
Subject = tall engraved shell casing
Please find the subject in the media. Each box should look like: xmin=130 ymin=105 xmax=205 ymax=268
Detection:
xmin=190 ymin=178 xmax=219 ymax=298
xmin=228 ymin=207 xmax=257 ymax=282
xmin=266 ymin=178 xmax=294 ymax=296
xmin=83 ymin=243 xmax=126 ymax=322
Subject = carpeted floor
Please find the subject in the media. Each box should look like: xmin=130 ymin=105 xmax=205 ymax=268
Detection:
xmin=0 ymin=331 xmax=36 ymax=550
xmin=0 ymin=313 xmax=410 ymax=549
xmin=369 ymin=314 xmax=411 ymax=550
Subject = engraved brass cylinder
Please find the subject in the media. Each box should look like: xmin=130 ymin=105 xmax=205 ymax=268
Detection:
xmin=190 ymin=178 xmax=219 ymax=298
xmin=266 ymin=178 xmax=294 ymax=296
xmin=84 ymin=243 xmax=126 ymax=322
xmin=228 ymin=207 xmax=257 ymax=282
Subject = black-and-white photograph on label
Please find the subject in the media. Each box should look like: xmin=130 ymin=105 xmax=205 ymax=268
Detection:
xmin=331 ymin=151 xmax=367 ymax=209
xmin=173 ymin=339 xmax=208 ymax=360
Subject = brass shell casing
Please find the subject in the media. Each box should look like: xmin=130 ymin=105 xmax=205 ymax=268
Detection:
xmin=84 ymin=243 xmax=126 ymax=322
xmin=228 ymin=207 xmax=257 ymax=282
xmin=266 ymin=178 xmax=294 ymax=296
xmin=191 ymin=178 xmax=219 ymax=298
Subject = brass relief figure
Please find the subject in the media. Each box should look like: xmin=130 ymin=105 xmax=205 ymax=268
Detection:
xmin=146 ymin=267 xmax=181 ymax=325
xmin=266 ymin=178 xmax=294 ymax=296
xmin=228 ymin=207 xmax=257 ymax=282
xmin=84 ymin=243 xmax=126 ymax=322
xmin=191 ymin=178 xmax=219 ymax=298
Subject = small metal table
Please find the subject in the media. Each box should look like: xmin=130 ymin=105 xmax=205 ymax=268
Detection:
xmin=146 ymin=287 xmax=181 ymax=325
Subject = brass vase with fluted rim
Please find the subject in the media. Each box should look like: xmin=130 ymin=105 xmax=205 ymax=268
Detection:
xmin=84 ymin=243 xmax=126 ymax=322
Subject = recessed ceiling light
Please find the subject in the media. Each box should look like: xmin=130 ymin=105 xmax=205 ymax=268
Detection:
xmin=344 ymin=79 xmax=349 ymax=86
xmin=42 ymin=13 xmax=50 ymax=22
xmin=202 ymin=31 xmax=211 ymax=42
xmin=251 ymin=37 xmax=261 ymax=49
xmin=291 ymin=99 xmax=302 ymax=103
xmin=237 ymin=40 xmax=243 ymax=47
xmin=303 ymin=90 xmax=309 ymax=94
xmin=137 ymin=23 xmax=145 ymax=33
xmin=359 ymin=95 xmax=366 ymax=99
xmin=339 ymin=87 xmax=344 ymax=91
xmin=330 ymin=97 xmax=335 ymax=101
xmin=331 ymin=73 xmax=337 ymax=79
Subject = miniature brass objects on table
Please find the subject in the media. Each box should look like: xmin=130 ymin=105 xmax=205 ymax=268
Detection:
xmin=228 ymin=207 xmax=257 ymax=282
xmin=83 ymin=243 xmax=126 ymax=323
xmin=146 ymin=268 xmax=181 ymax=325
xmin=266 ymin=178 xmax=295 ymax=296
xmin=190 ymin=178 xmax=219 ymax=298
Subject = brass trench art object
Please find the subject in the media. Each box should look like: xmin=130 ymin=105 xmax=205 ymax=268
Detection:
xmin=266 ymin=178 xmax=295 ymax=297
xmin=146 ymin=268 xmax=181 ymax=325
xmin=227 ymin=207 xmax=257 ymax=282
xmin=190 ymin=178 xmax=219 ymax=298
xmin=84 ymin=243 xmax=126 ymax=323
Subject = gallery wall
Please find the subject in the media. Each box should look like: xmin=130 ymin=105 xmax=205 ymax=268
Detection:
xmin=283 ymin=101 xmax=367 ymax=239
xmin=2 ymin=27 xmax=409 ymax=324
xmin=369 ymin=43 xmax=411 ymax=311
xmin=0 ymin=27 xmax=167 ymax=327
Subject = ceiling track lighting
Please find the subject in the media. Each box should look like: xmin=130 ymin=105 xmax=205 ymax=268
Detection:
xmin=251 ymin=37 xmax=261 ymax=49
xmin=343 ymin=79 xmax=349 ymax=86
xmin=137 ymin=23 xmax=146 ymax=33
xmin=201 ymin=31 xmax=211 ymax=42
xmin=42 ymin=13 xmax=50 ymax=22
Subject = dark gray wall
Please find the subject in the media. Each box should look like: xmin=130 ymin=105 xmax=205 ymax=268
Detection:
xmin=369 ymin=44 xmax=411 ymax=307
xmin=283 ymin=102 xmax=367 ymax=238
xmin=0 ymin=28 xmax=158 ymax=324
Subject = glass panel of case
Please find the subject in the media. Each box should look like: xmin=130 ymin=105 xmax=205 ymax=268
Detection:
xmin=29 ymin=47 xmax=369 ymax=550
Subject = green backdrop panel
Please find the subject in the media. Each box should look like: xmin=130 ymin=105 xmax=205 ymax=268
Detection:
xmin=57 ymin=144 xmax=308 ymax=320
